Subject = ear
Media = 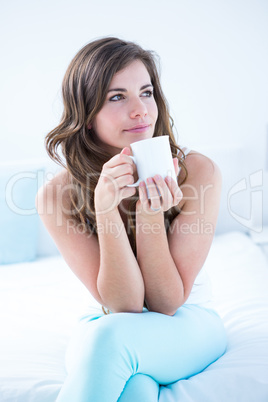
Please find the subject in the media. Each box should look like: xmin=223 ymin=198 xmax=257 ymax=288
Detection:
xmin=88 ymin=123 xmax=92 ymax=129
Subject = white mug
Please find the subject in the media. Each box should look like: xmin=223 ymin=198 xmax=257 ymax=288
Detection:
xmin=127 ymin=135 xmax=177 ymax=187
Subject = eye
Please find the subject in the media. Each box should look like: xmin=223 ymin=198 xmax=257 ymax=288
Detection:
xmin=141 ymin=90 xmax=154 ymax=98
xmin=109 ymin=94 xmax=125 ymax=102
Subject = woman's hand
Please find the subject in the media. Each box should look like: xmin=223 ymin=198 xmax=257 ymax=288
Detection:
xmin=137 ymin=157 xmax=182 ymax=216
xmin=94 ymin=147 xmax=136 ymax=214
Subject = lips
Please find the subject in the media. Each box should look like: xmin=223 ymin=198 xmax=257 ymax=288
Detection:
xmin=124 ymin=124 xmax=150 ymax=133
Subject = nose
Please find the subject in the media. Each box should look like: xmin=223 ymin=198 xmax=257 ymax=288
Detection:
xmin=129 ymin=97 xmax=148 ymax=119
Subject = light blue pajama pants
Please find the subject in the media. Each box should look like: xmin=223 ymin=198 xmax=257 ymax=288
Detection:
xmin=56 ymin=305 xmax=227 ymax=402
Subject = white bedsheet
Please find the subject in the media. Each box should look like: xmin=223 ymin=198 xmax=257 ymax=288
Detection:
xmin=160 ymin=232 xmax=268 ymax=402
xmin=1 ymin=231 xmax=268 ymax=401
xmin=0 ymin=256 xmax=98 ymax=402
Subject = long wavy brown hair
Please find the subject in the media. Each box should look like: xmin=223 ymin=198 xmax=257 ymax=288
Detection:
xmin=45 ymin=36 xmax=188 ymax=255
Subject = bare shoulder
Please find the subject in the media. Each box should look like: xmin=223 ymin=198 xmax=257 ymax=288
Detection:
xmin=180 ymin=150 xmax=221 ymax=185
xmin=178 ymin=150 xmax=222 ymax=209
xmin=36 ymin=168 xmax=71 ymax=217
xmin=36 ymin=168 xmax=103 ymax=305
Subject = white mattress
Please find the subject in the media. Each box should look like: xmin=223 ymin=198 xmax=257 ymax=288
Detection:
xmin=1 ymin=231 xmax=268 ymax=401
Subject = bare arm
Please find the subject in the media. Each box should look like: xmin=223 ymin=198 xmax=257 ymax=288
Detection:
xmin=136 ymin=153 xmax=222 ymax=315
xmin=136 ymin=210 xmax=183 ymax=315
xmin=96 ymin=207 xmax=144 ymax=313
xmin=36 ymin=148 xmax=144 ymax=314
xmin=94 ymin=148 xmax=145 ymax=312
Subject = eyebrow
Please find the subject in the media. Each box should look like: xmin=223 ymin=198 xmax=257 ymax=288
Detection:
xmin=107 ymin=84 xmax=153 ymax=93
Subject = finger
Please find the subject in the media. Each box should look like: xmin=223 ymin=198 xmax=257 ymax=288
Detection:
xmin=100 ymin=171 xmax=134 ymax=189
xmin=139 ymin=181 xmax=149 ymax=206
xmin=138 ymin=181 xmax=157 ymax=215
xmin=165 ymin=176 xmax=183 ymax=206
xmin=146 ymin=177 xmax=161 ymax=210
xmin=120 ymin=186 xmax=136 ymax=200
xmin=121 ymin=147 xmax=131 ymax=156
xmin=173 ymin=157 xmax=179 ymax=177
xmin=108 ymin=163 xmax=134 ymax=179
xmin=105 ymin=152 xmax=134 ymax=168
xmin=120 ymin=148 xmax=138 ymax=176
xmin=154 ymin=174 xmax=172 ymax=207
xmin=115 ymin=174 xmax=135 ymax=188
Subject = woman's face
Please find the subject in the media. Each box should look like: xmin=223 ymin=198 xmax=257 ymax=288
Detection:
xmin=92 ymin=60 xmax=158 ymax=154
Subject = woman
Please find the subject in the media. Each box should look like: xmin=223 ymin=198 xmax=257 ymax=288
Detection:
xmin=36 ymin=37 xmax=227 ymax=401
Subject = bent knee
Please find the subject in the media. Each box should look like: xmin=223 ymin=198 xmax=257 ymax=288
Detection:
xmin=126 ymin=373 xmax=159 ymax=389
xmin=91 ymin=313 xmax=133 ymax=346
xmin=118 ymin=374 xmax=159 ymax=402
xmin=78 ymin=314 xmax=136 ymax=366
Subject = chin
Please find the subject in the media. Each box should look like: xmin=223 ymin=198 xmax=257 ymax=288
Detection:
xmin=128 ymin=132 xmax=154 ymax=143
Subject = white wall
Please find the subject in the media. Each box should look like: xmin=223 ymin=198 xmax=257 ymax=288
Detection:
xmin=1 ymin=0 xmax=268 ymax=241
xmin=1 ymin=0 xmax=267 ymax=160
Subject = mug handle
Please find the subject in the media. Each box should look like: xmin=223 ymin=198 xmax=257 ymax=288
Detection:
xmin=126 ymin=156 xmax=142 ymax=187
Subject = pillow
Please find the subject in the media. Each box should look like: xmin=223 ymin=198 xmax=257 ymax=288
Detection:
xmin=0 ymin=162 xmax=44 ymax=264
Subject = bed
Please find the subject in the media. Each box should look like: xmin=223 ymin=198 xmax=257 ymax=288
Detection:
xmin=1 ymin=151 xmax=268 ymax=401
xmin=0 ymin=231 xmax=268 ymax=401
